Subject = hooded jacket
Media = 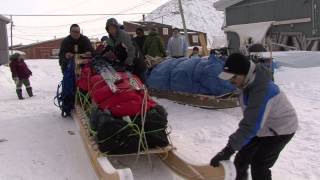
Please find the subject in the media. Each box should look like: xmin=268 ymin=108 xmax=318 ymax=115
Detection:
xmin=108 ymin=29 xmax=135 ymax=66
xmin=9 ymin=59 xmax=32 ymax=80
xmin=228 ymin=62 xmax=299 ymax=151
xmin=143 ymin=31 xmax=166 ymax=57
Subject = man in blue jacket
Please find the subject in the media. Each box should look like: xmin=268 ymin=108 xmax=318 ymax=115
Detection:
xmin=167 ymin=28 xmax=188 ymax=58
xmin=211 ymin=53 xmax=298 ymax=180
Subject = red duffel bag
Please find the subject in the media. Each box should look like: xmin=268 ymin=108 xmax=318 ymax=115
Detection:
xmin=77 ymin=65 xmax=92 ymax=91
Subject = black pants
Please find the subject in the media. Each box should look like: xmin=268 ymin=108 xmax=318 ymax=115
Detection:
xmin=172 ymin=56 xmax=184 ymax=59
xmin=234 ymin=134 xmax=294 ymax=180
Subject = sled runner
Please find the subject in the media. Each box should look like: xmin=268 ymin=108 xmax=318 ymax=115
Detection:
xmin=149 ymin=89 xmax=239 ymax=109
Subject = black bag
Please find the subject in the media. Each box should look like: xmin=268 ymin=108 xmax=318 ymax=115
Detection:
xmin=89 ymin=105 xmax=169 ymax=155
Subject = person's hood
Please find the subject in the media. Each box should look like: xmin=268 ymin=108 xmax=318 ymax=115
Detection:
xmin=148 ymin=31 xmax=158 ymax=36
xmin=242 ymin=61 xmax=256 ymax=89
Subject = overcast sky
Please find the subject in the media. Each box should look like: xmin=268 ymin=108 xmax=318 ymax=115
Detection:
xmin=0 ymin=0 xmax=170 ymax=45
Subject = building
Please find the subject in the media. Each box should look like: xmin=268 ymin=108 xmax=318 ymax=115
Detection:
xmin=13 ymin=38 xmax=64 ymax=59
xmin=123 ymin=21 xmax=207 ymax=47
xmin=12 ymin=37 xmax=100 ymax=59
xmin=214 ymin=0 xmax=320 ymax=52
xmin=0 ymin=15 xmax=10 ymax=65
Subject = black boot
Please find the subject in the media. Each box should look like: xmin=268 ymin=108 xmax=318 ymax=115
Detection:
xmin=16 ymin=89 xmax=24 ymax=100
xmin=26 ymin=87 xmax=33 ymax=97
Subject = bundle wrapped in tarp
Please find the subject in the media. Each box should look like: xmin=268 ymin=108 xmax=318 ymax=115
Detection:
xmin=146 ymin=55 xmax=235 ymax=96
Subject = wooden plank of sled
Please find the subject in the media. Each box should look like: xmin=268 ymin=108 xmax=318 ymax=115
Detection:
xmin=73 ymin=105 xmax=132 ymax=180
xmin=158 ymin=150 xmax=226 ymax=180
xmin=149 ymin=89 xmax=239 ymax=109
xmin=106 ymin=145 xmax=174 ymax=157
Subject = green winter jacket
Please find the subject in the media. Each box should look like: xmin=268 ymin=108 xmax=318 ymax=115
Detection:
xmin=143 ymin=32 xmax=166 ymax=57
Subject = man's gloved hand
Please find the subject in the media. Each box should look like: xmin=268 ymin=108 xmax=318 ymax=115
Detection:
xmin=125 ymin=64 xmax=134 ymax=72
xmin=65 ymin=52 xmax=74 ymax=59
xmin=210 ymin=144 xmax=235 ymax=167
xmin=113 ymin=65 xmax=126 ymax=72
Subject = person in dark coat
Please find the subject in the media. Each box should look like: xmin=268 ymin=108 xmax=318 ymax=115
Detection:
xmin=59 ymin=24 xmax=94 ymax=73
xmin=105 ymin=18 xmax=135 ymax=68
xmin=9 ymin=53 xmax=33 ymax=99
xmin=143 ymin=27 xmax=166 ymax=58
xmin=133 ymin=28 xmax=146 ymax=55
xmin=210 ymin=53 xmax=298 ymax=180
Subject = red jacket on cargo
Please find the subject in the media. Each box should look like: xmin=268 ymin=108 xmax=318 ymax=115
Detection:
xmin=78 ymin=69 xmax=156 ymax=117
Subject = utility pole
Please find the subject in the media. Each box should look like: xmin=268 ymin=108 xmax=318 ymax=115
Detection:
xmin=10 ymin=15 xmax=13 ymax=54
xmin=177 ymin=0 xmax=189 ymax=45
xmin=142 ymin=14 xmax=145 ymax=22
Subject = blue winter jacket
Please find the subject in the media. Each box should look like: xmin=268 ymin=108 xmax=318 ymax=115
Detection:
xmin=229 ymin=62 xmax=298 ymax=151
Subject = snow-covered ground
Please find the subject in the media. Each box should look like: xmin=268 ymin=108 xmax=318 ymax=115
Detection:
xmin=0 ymin=52 xmax=320 ymax=180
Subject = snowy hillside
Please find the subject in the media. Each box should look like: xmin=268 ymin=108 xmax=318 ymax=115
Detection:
xmin=1 ymin=52 xmax=320 ymax=179
xmin=146 ymin=0 xmax=225 ymax=48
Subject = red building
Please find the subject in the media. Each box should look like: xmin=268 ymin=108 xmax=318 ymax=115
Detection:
xmin=13 ymin=38 xmax=64 ymax=59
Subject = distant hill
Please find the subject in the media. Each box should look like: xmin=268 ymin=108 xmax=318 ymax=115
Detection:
xmin=146 ymin=0 xmax=226 ymax=48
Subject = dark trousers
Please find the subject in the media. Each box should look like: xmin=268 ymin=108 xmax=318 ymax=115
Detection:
xmin=172 ymin=56 xmax=184 ymax=59
xmin=16 ymin=78 xmax=31 ymax=89
xmin=234 ymin=134 xmax=294 ymax=180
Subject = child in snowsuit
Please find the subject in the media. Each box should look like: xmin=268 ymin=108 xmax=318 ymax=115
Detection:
xmin=189 ymin=46 xmax=201 ymax=58
xmin=9 ymin=53 xmax=33 ymax=100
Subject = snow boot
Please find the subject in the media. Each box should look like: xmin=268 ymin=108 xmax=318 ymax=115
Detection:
xmin=16 ymin=89 xmax=24 ymax=100
xmin=26 ymin=87 xmax=33 ymax=97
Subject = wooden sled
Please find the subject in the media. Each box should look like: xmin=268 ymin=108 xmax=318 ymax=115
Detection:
xmin=149 ymin=89 xmax=239 ymax=109
xmin=72 ymin=104 xmax=236 ymax=180
xmin=159 ymin=150 xmax=236 ymax=180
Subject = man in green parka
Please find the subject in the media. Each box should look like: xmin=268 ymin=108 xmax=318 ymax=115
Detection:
xmin=143 ymin=28 xmax=166 ymax=58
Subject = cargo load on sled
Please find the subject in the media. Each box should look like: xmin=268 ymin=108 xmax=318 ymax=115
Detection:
xmin=63 ymin=53 xmax=236 ymax=180
xmin=145 ymin=55 xmax=239 ymax=109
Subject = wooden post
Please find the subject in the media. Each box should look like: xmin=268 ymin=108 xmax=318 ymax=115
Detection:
xmin=10 ymin=15 xmax=13 ymax=55
xmin=199 ymin=33 xmax=208 ymax=56
xmin=178 ymin=0 xmax=189 ymax=45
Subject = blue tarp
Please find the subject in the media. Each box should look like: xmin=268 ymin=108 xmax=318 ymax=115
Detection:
xmin=146 ymin=55 xmax=235 ymax=96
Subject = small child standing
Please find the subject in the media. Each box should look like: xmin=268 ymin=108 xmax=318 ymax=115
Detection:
xmin=9 ymin=53 xmax=33 ymax=100
xmin=189 ymin=46 xmax=201 ymax=58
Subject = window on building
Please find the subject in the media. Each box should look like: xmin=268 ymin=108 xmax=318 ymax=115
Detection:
xmin=163 ymin=28 xmax=169 ymax=35
xmin=192 ymin=35 xmax=199 ymax=43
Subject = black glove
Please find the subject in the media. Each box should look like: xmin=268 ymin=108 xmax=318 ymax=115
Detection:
xmin=125 ymin=64 xmax=134 ymax=72
xmin=210 ymin=144 xmax=235 ymax=167
xmin=113 ymin=65 xmax=126 ymax=72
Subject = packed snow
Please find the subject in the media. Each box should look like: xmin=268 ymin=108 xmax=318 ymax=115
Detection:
xmin=1 ymin=52 xmax=320 ymax=180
